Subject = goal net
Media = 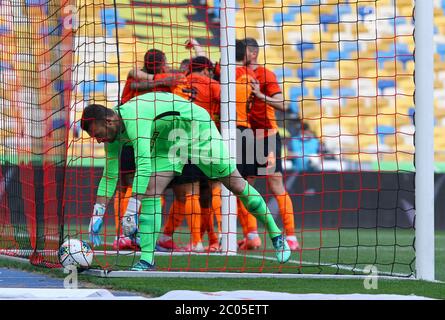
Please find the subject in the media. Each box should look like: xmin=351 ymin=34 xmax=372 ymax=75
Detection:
xmin=0 ymin=0 xmax=435 ymax=278
xmin=0 ymin=0 xmax=74 ymax=267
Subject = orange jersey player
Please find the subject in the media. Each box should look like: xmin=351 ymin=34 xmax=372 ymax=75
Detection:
xmin=238 ymin=38 xmax=300 ymax=252
xmin=159 ymin=56 xmax=223 ymax=252
xmin=173 ymin=56 xmax=221 ymax=123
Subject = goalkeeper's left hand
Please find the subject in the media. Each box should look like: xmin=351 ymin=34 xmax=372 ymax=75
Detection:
xmin=89 ymin=203 xmax=106 ymax=246
xmin=122 ymin=197 xmax=141 ymax=237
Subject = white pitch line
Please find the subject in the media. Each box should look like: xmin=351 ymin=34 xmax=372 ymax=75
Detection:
xmin=90 ymin=249 xmax=414 ymax=278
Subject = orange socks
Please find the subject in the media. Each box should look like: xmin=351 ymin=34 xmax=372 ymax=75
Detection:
xmin=163 ymin=198 xmax=185 ymax=237
xmin=276 ymin=192 xmax=295 ymax=236
xmin=163 ymin=194 xmax=202 ymax=245
xmin=184 ymin=194 xmax=202 ymax=245
xmin=201 ymin=207 xmax=219 ymax=244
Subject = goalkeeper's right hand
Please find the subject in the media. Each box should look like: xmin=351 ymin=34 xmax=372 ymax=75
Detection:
xmin=89 ymin=203 xmax=106 ymax=246
xmin=122 ymin=197 xmax=141 ymax=237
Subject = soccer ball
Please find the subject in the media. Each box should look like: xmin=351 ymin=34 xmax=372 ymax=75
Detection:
xmin=58 ymin=238 xmax=94 ymax=268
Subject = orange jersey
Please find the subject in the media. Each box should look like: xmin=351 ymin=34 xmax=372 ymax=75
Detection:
xmin=236 ymin=66 xmax=256 ymax=128
xmin=121 ymin=72 xmax=180 ymax=104
xmin=172 ymin=73 xmax=221 ymax=123
xmin=249 ymin=66 xmax=282 ymax=134
xmin=121 ymin=76 xmax=146 ymax=104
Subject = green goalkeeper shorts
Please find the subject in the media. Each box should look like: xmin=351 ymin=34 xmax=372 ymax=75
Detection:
xmin=151 ymin=110 xmax=237 ymax=180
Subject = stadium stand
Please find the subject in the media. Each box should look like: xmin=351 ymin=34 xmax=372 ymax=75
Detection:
xmin=0 ymin=0 xmax=441 ymax=168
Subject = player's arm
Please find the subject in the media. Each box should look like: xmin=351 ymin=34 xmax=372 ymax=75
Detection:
xmin=123 ymin=117 xmax=154 ymax=200
xmin=96 ymin=141 xmax=120 ymax=203
xmin=185 ymin=38 xmax=207 ymax=57
xmin=251 ymin=80 xmax=287 ymax=112
xmin=89 ymin=141 xmax=120 ymax=245
xmin=130 ymin=71 xmax=184 ymax=91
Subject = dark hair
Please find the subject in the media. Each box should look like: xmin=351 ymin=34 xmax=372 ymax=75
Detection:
xmin=236 ymin=39 xmax=247 ymax=62
xmin=144 ymin=49 xmax=166 ymax=74
xmin=81 ymin=104 xmax=115 ymax=132
xmin=244 ymin=37 xmax=259 ymax=52
xmin=190 ymin=56 xmax=214 ymax=73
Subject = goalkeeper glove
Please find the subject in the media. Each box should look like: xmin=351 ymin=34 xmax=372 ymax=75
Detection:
xmin=89 ymin=203 xmax=106 ymax=246
xmin=122 ymin=197 xmax=141 ymax=237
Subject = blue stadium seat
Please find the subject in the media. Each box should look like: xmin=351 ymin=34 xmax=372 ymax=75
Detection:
xmin=320 ymin=14 xmax=339 ymax=32
xmin=378 ymin=79 xmax=396 ymax=94
xmin=303 ymin=0 xmax=320 ymax=5
xmin=25 ymin=0 xmax=46 ymax=4
xmin=408 ymin=107 xmax=415 ymax=125
xmin=52 ymin=118 xmax=65 ymax=130
xmin=376 ymin=125 xmax=396 ymax=144
xmin=297 ymin=68 xmax=319 ymax=80
xmin=0 ymin=61 xmax=12 ymax=71
xmin=289 ymin=136 xmax=320 ymax=172
xmin=53 ymin=80 xmax=64 ymax=93
xmin=314 ymin=87 xmax=333 ymax=99
xmin=321 ymin=61 xmax=336 ymax=69
xmin=437 ymin=43 xmax=445 ymax=61
xmin=101 ymin=8 xmax=125 ymax=37
xmin=397 ymin=51 xmax=414 ymax=69
xmin=289 ymin=86 xmax=309 ymax=114
xmin=273 ymin=5 xmax=304 ymax=26
xmin=358 ymin=7 xmax=373 ymax=21
xmin=377 ymin=49 xmax=396 ymax=68
xmin=43 ymin=18 xmax=64 ymax=37
xmin=338 ymin=3 xmax=352 ymax=16
xmin=339 ymin=87 xmax=356 ymax=98
xmin=79 ymin=81 xmax=94 ymax=100
xmin=274 ymin=68 xmax=293 ymax=80
xmin=79 ymin=74 xmax=117 ymax=100
xmin=25 ymin=0 xmax=48 ymax=14
xmin=296 ymin=42 xmax=315 ymax=59
xmin=0 ymin=25 xmax=10 ymax=35
xmin=341 ymin=42 xmax=359 ymax=57
xmin=300 ymin=5 xmax=313 ymax=13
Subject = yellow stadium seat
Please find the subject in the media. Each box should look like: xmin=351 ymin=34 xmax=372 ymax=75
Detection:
xmin=339 ymin=60 xmax=359 ymax=78
xmin=300 ymin=100 xmax=322 ymax=118
xmin=300 ymin=12 xmax=320 ymax=25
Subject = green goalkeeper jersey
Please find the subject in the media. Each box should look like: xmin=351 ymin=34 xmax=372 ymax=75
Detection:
xmin=96 ymin=91 xmax=227 ymax=198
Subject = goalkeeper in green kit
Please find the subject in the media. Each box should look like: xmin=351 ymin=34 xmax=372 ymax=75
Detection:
xmin=81 ymin=91 xmax=291 ymax=271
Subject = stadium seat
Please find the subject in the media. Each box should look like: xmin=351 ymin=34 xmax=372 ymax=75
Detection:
xmin=274 ymin=67 xmax=293 ymax=81
xmin=314 ymin=87 xmax=333 ymax=100
xmin=378 ymin=79 xmax=396 ymax=95
xmin=297 ymin=68 xmax=319 ymax=80
xmin=100 ymin=8 xmax=125 ymax=37
xmin=437 ymin=43 xmax=445 ymax=62
xmin=339 ymin=87 xmax=356 ymax=98
xmin=358 ymin=7 xmax=374 ymax=21
xmin=295 ymin=42 xmax=315 ymax=59
xmin=303 ymin=0 xmax=320 ymax=5
xmin=320 ymin=14 xmax=339 ymax=32
xmin=376 ymin=125 xmax=396 ymax=145
xmin=289 ymin=86 xmax=309 ymax=114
